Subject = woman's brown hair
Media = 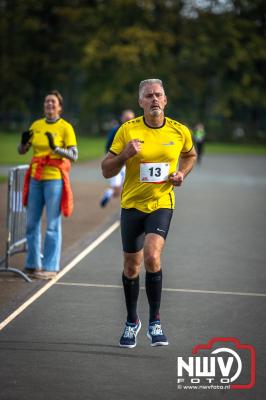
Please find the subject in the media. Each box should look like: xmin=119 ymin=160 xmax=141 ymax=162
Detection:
xmin=46 ymin=90 xmax=63 ymax=108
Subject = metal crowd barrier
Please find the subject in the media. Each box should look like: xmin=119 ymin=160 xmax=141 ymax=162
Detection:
xmin=0 ymin=165 xmax=31 ymax=282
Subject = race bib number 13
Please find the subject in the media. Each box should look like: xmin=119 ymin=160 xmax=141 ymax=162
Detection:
xmin=140 ymin=162 xmax=170 ymax=183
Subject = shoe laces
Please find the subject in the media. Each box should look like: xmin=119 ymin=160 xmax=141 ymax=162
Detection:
xmin=150 ymin=323 xmax=163 ymax=336
xmin=123 ymin=325 xmax=137 ymax=339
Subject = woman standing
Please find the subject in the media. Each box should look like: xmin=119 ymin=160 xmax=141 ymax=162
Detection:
xmin=18 ymin=90 xmax=78 ymax=279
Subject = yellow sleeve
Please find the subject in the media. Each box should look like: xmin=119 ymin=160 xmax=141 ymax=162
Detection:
xmin=181 ymin=125 xmax=193 ymax=153
xmin=64 ymin=122 xmax=77 ymax=147
xmin=109 ymin=125 xmax=126 ymax=155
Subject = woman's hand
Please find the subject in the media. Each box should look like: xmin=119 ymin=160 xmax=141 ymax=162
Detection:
xmin=21 ymin=130 xmax=32 ymax=145
xmin=45 ymin=132 xmax=56 ymax=150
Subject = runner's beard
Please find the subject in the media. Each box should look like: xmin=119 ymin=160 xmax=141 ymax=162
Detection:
xmin=150 ymin=107 xmax=162 ymax=117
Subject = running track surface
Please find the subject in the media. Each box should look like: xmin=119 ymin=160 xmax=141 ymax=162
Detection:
xmin=0 ymin=155 xmax=265 ymax=400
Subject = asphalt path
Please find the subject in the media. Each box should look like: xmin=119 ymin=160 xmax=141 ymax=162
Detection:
xmin=0 ymin=154 xmax=265 ymax=400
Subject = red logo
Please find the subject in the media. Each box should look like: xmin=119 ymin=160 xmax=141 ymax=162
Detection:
xmin=177 ymin=337 xmax=256 ymax=390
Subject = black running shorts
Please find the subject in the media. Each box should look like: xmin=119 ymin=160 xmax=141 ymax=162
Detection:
xmin=120 ymin=208 xmax=173 ymax=253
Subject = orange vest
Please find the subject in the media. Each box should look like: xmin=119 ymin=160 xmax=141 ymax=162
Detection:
xmin=23 ymin=156 xmax=73 ymax=217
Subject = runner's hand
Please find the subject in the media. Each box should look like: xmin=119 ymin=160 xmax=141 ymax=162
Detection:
xmin=21 ymin=130 xmax=33 ymax=145
xmin=122 ymin=139 xmax=141 ymax=160
xmin=169 ymin=171 xmax=184 ymax=186
xmin=45 ymin=132 xmax=56 ymax=150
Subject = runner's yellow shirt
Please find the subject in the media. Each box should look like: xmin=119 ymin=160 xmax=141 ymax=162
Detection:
xmin=28 ymin=118 xmax=77 ymax=180
xmin=110 ymin=116 xmax=193 ymax=213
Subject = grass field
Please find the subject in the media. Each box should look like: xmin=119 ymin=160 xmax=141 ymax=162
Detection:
xmin=0 ymin=132 xmax=265 ymax=165
xmin=205 ymin=143 xmax=266 ymax=155
xmin=0 ymin=133 xmax=106 ymax=164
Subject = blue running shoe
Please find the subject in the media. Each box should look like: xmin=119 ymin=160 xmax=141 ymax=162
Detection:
xmin=147 ymin=321 xmax=169 ymax=346
xmin=119 ymin=320 xmax=141 ymax=348
xmin=100 ymin=193 xmax=111 ymax=208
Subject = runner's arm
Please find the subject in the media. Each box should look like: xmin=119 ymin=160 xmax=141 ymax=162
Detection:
xmin=102 ymin=139 xmax=141 ymax=178
xmin=101 ymin=152 xmax=127 ymax=178
xmin=169 ymin=146 xmax=197 ymax=186
xmin=178 ymin=146 xmax=197 ymax=177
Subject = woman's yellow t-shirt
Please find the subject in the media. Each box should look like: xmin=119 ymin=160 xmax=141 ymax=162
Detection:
xmin=29 ymin=118 xmax=77 ymax=180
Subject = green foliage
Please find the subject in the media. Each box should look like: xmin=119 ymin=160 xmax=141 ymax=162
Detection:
xmin=0 ymin=0 xmax=266 ymax=140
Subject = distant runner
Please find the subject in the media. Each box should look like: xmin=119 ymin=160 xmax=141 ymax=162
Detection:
xmin=100 ymin=110 xmax=135 ymax=207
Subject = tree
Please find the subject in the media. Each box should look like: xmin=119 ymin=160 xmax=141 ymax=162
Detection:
xmin=0 ymin=0 xmax=265 ymax=140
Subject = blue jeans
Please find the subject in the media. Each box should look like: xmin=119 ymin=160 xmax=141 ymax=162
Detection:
xmin=25 ymin=178 xmax=63 ymax=272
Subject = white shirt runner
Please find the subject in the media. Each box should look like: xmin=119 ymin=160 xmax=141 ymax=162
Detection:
xmin=140 ymin=162 xmax=170 ymax=183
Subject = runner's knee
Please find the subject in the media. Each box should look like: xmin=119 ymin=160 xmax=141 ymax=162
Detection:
xmin=123 ymin=255 xmax=141 ymax=278
xmin=144 ymin=253 xmax=161 ymax=272
xmin=123 ymin=265 xmax=140 ymax=278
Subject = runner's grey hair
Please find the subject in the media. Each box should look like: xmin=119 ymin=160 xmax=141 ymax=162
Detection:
xmin=139 ymin=79 xmax=165 ymax=99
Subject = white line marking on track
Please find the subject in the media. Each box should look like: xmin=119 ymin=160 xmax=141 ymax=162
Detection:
xmin=56 ymin=282 xmax=123 ymax=289
xmin=0 ymin=221 xmax=120 ymax=331
xmin=55 ymin=282 xmax=266 ymax=298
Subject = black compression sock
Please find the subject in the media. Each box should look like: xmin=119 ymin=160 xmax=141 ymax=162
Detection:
xmin=122 ymin=273 xmax=140 ymax=323
xmin=145 ymin=270 xmax=162 ymax=323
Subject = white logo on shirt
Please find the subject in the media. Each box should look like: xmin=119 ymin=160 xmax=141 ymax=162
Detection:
xmin=162 ymin=141 xmax=175 ymax=146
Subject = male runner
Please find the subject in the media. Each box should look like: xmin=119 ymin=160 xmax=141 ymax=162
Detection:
xmin=101 ymin=79 xmax=197 ymax=348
